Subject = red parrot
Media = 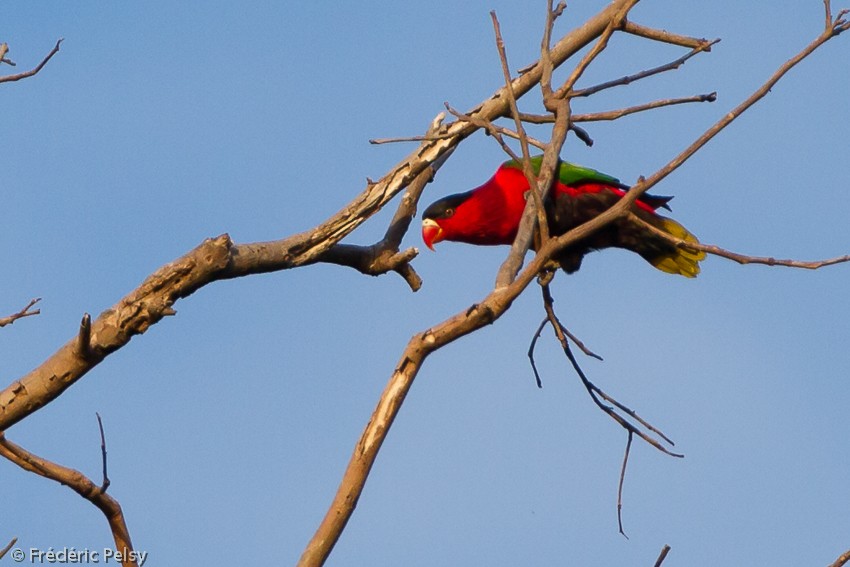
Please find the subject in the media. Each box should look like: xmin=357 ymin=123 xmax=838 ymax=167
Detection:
xmin=421 ymin=156 xmax=704 ymax=276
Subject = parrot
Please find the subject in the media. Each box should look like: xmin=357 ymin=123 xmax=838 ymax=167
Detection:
xmin=421 ymin=156 xmax=705 ymax=277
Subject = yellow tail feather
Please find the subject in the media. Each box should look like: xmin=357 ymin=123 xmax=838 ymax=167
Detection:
xmin=649 ymin=217 xmax=706 ymax=278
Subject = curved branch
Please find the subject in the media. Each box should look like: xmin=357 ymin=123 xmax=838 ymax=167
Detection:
xmin=298 ymin=7 xmax=850 ymax=562
xmin=0 ymin=39 xmax=62 ymax=84
xmin=0 ymin=434 xmax=136 ymax=567
xmin=0 ymin=0 xmax=647 ymax=434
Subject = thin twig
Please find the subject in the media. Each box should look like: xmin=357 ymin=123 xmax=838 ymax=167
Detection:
xmin=556 ymin=1 xmax=639 ymax=98
xmin=97 ymin=412 xmax=110 ymax=493
xmin=445 ymin=103 xmax=524 ymax=164
xmin=653 ymin=545 xmax=673 ymax=567
xmin=528 ymin=318 xmax=548 ymax=388
xmin=0 ymin=298 xmax=41 ymax=328
xmin=540 ymin=283 xmax=681 ymax=456
xmin=0 ymin=39 xmax=62 ymax=84
xmin=576 ymin=93 xmax=717 ymax=121
xmin=628 ymin=212 xmax=850 ymax=270
xmin=540 ymin=1 xmax=567 ymax=98
xmin=617 ymin=432 xmax=633 ymax=537
xmin=571 ymin=39 xmax=719 ymax=98
xmin=517 ymin=92 xmax=718 ymax=124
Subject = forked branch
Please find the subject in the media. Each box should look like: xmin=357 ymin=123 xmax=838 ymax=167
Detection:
xmin=0 ymin=433 xmax=136 ymax=567
xmin=0 ymin=298 xmax=41 ymax=328
xmin=300 ymin=3 xmax=849 ymax=564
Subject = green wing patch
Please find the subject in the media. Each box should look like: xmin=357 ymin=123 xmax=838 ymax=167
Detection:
xmin=503 ymin=155 xmax=622 ymax=187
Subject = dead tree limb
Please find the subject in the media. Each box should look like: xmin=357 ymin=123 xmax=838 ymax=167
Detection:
xmin=0 ymin=39 xmax=62 ymax=84
xmin=299 ymin=4 xmax=850 ymax=564
xmin=0 ymin=298 xmax=41 ymax=328
xmin=0 ymin=433 xmax=137 ymax=567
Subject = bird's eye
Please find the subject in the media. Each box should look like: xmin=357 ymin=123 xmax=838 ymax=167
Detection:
xmin=444 ymin=208 xmax=454 ymax=218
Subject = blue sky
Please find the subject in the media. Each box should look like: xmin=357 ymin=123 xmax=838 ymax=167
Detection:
xmin=3 ymin=2 xmax=849 ymax=565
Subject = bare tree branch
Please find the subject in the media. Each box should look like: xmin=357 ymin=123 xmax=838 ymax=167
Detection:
xmin=0 ymin=298 xmax=41 ymax=328
xmin=491 ymin=10 xmax=548 ymax=244
xmin=623 ymin=20 xmax=714 ymax=49
xmin=495 ymin=0 xmax=640 ymax=288
xmin=0 ymin=39 xmax=62 ymax=84
xmin=97 ymin=413 xmax=111 ymax=493
xmin=0 ymin=0 xmax=645 ymax=433
xmin=0 ymin=537 xmax=18 ymax=560
xmin=516 ymin=92 xmax=717 ymax=124
xmin=0 ymin=434 xmax=137 ymax=567
xmin=829 ymin=548 xmax=850 ymax=567
xmin=653 ymin=545 xmax=673 ymax=567
xmin=570 ymin=38 xmax=719 ymax=99
xmin=617 ymin=432 xmax=633 ymax=537
xmin=628 ymin=212 xmax=850 ymax=270
xmin=297 ymin=6 xmax=850 ymax=563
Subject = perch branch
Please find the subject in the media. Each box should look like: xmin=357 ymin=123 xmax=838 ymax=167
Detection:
xmin=0 ymin=0 xmax=646 ymax=434
xmin=297 ymin=143 xmax=680 ymax=565
xmin=628 ymin=212 xmax=850 ymax=270
xmin=494 ymin=0 xmax=640 ymax=288
xmin=491 ymin=10 xmax=550 ymax=245
xmin=299 ymin=18 xmax=850 ymax=562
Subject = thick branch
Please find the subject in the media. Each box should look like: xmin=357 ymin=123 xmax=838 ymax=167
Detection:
xmin=830 ymin=548 xmax=850 ymax=567
xmin=298 ymin=12 xmax=850 ymax=563
xmin=297 ymin=191 xmax=639 ymax=565
xmin=0 ymin=0 xmax=653 ymax=437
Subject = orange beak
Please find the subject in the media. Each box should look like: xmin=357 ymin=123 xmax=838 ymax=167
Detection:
xmin=421 ymin=218 xmax=444 ymax=251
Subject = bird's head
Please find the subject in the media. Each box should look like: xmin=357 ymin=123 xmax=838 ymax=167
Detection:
xmin=421 ymin=166 xmax=529 ymax=251
xmin=421 ymin=191 xmax=474 ymax=251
